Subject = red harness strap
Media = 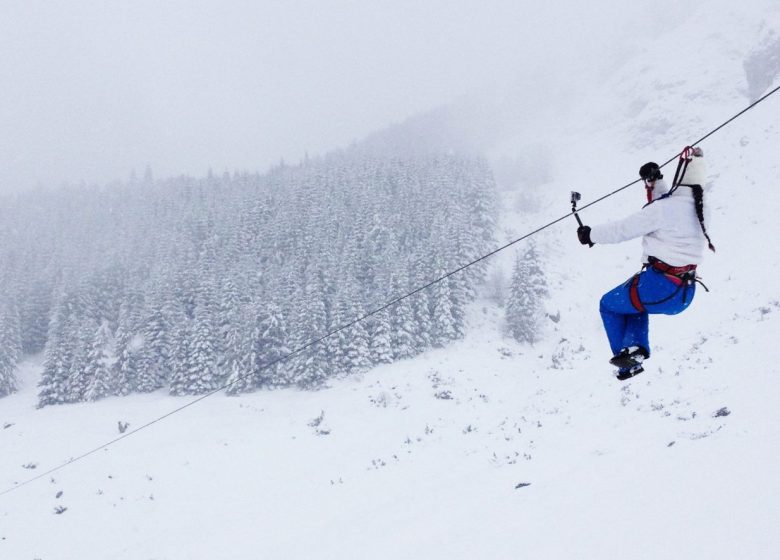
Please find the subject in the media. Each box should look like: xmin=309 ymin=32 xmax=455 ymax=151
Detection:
xmin=629 ymin=274 xmax=645 ymax=313
xmin=664 ymin=273 xmax=684 ymax=286
xmin=647 ymin=256 xmax=697 ymax=276
xmin=645 ymin=184 xmax=654 ymax=204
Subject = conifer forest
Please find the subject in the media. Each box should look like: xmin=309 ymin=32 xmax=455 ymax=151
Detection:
xmin=0 ymin=152 xmax=500 ymax=405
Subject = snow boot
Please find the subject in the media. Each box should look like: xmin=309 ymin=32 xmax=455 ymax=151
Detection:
xmin=616 ymin=364 xmax=644 ymax=381
xmin=609 ymin=346 xmax=648 ymax=369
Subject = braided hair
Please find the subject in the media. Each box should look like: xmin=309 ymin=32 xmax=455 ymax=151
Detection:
xmin=668 ymin=149 xmax=716 ymax=253
xmin=690 ymin=184 xmax=716 ymax=252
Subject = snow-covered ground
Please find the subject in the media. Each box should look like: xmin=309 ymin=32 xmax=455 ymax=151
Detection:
xmin=3 ymin=276 xmax=779 ymax=559
xmin=2 ymin=3 xmax=780 ymax=558
xmin=4 ymin=288 xmax=778 ymax=559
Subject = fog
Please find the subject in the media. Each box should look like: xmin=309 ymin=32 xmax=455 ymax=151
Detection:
xmin=0 ymin=0 xmax=679 ymax=193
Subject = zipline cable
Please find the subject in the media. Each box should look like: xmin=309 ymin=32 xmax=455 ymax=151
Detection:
xmin=573 ymin=83 xmax=780 ymax=216
xmin=2 ymin=83 xmax=779 ymax=499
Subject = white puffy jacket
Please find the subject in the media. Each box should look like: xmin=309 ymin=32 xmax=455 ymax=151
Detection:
xmin=589 ymin=181 xmax=709 ymax=267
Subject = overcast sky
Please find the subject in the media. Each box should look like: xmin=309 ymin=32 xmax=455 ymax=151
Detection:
xmin=0 ymin=0 xmax=674 ymax=193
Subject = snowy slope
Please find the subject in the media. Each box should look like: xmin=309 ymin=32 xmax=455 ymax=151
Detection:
xmin=3 ymin=2 xmax=780 ymax=559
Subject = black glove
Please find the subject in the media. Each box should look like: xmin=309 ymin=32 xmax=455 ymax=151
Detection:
xmin=577 ymin=225 xmax=594 ymax=247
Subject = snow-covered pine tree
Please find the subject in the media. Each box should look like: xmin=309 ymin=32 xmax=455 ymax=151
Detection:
xmin=250 ymin=304 xmax=291 ymax=389
xmin=430 ymin=264 xmax=458 ymax=347
xmin=0 ymin=302 xmax=22 ymax=397
xmin=84 ymin=321 xmax=115 ymax=401
xmin=407 ymin=263 xmax=433 ymax=351
xmin=227 ymin=304 xmax=282 ymax=395
xmin=325 ymin=295 xmax=350 ymax=377
xmin=137 ymin=307 xmax=170 ymax=393
xmin=444 ymin=258 xmax=468 ymax=340
xmin=88 ymin=267 xmax=123 ymax=334
xmin=115 ymin=283 xmax=152 ymax=391
xmin=113 ymin=303 xmax=142 ymax=396
xmin=290 ymin=278 xmax=330 ymax=388
xmin=65 ymin=318 xmax=98 ymax=403
xmin=343 ymin=322 xmax=373 ymax=375
xmin=505 ymin=241 xmax=548 ymax=344
xmin=217 ymin=277 xmax=242 ymax=353
xmin=18 ymin=279 xmax=51 ymax=354
xmin=390 ymin=306 xmax=419 ymax=361
xmin=221 ymin=311 xmax=250 ymax=394
xmin=369 ymin=310 xmax=393 ymax=364
xmin=175 ymin=292 xmax=221 ymax=395
xmin=224 ymin=354 xmax=250 ymax=396
xmin=340 ymin=296 xmax=372 ymax=375
xmin=168 ymin=318 xmax=193 ymax=396
xmin=362 ymin=213 xmax=396 ymax=303
xmin=468 ymin=158 xmax=498 ymax=257
xmin=411 ymin=285 xmax=432 ymax=352
xmin=388 ymin=274 xmax=417 ymax=360
xmin=160 ymin=296 xmax=187 ymax=379
xmin=37 ymin=294 xmax=73 ymax=407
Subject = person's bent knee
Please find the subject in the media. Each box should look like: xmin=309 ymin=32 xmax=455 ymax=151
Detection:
xmin=599 ymin=292 xmax=615 ymax=313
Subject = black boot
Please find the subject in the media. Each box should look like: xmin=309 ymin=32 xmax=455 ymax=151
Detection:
xmin=616 ymin=364 xmax=644 ymax=381
xmin=609 ymin=346 xmax=648 ymax=369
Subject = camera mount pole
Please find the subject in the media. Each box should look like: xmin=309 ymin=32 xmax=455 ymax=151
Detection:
xmin=570 ymin=191 xmax=585 ymax=227
xmin=570 ymin=191 xmax=593 ymax=247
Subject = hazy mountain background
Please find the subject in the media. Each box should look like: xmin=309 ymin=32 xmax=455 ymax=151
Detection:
xmin=2 ymin=0 xmax=693 ymax=194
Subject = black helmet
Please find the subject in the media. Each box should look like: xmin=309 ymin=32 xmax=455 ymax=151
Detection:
xmin=639 ymin=162 xmax=663 ymax=181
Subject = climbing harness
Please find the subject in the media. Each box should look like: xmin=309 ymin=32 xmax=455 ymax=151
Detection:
xmin=625 ymin=256 xmax=709 ymax=313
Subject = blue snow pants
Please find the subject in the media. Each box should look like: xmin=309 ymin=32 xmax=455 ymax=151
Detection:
xmin=599 ymin=266 xmax=695 ymax=358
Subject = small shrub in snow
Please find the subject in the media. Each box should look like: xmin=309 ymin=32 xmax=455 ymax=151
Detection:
xmin=308 ymin=410 xmax=325 ymax=428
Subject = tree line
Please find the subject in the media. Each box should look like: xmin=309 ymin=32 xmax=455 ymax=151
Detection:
xmin=0 ymin=152 xmax=498 ymax=405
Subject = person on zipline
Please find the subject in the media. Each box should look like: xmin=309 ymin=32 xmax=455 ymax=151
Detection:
xmin=576 ymin=147 xmax=715 ymax=379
